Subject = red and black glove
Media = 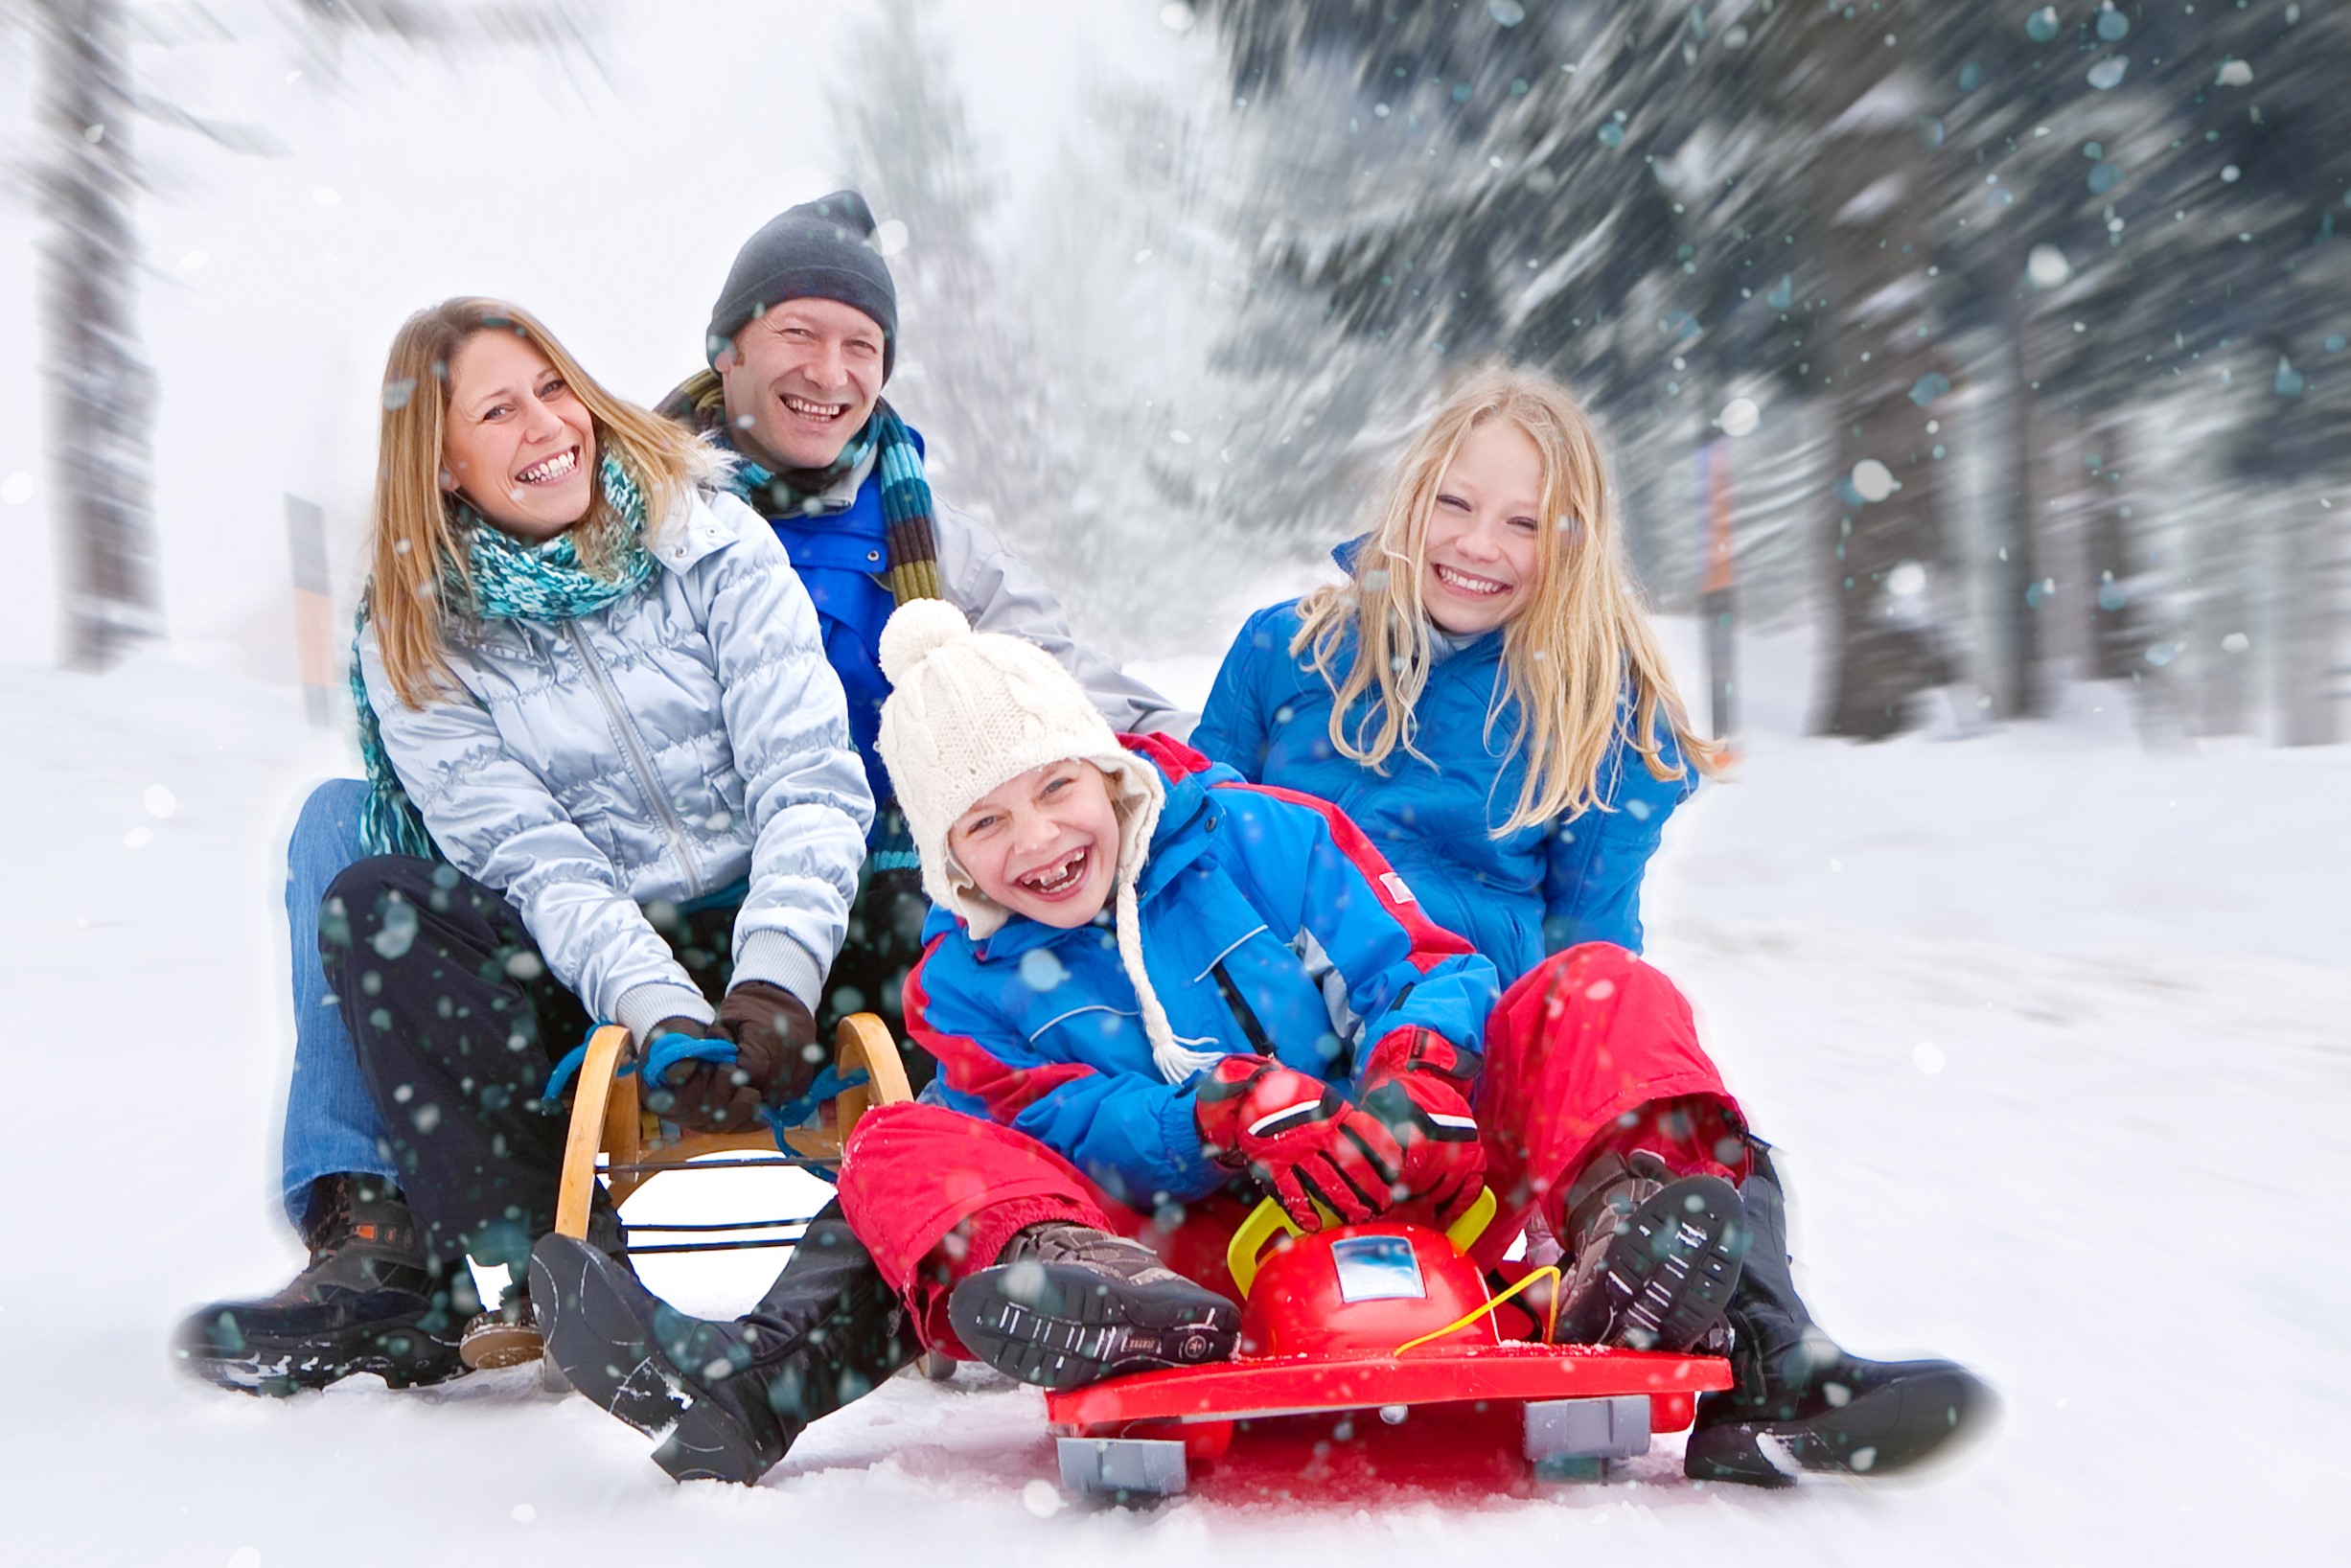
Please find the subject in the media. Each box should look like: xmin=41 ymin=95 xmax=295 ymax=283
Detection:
xmin=1194 ymin=1055 xmax=1404 ymax=1230
xmin=1355 ymin=1027 xmax=1487 ymax=1228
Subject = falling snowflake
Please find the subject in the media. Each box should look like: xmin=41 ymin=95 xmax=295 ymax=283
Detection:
xmin=1019 ymin=949 xmax=1070 ymax=993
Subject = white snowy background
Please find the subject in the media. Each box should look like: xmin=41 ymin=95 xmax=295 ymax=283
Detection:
xmin=1 ymin=3 xmax=2345 ymax=1564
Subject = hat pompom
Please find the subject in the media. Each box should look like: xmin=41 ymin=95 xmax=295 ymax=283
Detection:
xmin=879 ymin=598 xmax=973 ymax=684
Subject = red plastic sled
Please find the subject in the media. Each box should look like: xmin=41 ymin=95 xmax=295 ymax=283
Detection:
xmin=1044 ymin=1192 xmax=1732 ymax=1500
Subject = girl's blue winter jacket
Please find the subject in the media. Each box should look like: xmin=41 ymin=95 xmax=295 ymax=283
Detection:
xmin=1191 ymin=598 xmax=1696 ymax=986
xmin=909 ymin=735 xmax=1501 ymax=1211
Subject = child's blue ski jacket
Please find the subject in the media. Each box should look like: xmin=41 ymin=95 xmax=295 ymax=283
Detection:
xmin=909 ymin=734 xmax=1501 ymax=1210
xmin=1192 ymin=595 xmax=1697 ymax=985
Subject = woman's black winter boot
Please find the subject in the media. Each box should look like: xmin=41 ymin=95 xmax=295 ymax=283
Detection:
xmin=1683 ymin=1149 xmax=1995 ymax=1486
xmin=530 ymin=1203 xmax=918 ymax=1484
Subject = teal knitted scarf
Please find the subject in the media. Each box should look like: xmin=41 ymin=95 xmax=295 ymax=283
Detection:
xmin=351 ymin=454 xmax=654 ymax=858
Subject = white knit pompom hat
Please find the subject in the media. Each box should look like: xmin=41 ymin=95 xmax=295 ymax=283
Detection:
xmin=876 ymin=600 xmax=1220 ymax=1083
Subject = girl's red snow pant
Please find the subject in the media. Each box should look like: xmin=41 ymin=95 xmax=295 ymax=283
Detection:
xmin=1466 ymin=942 xmax=1750 ymax=1269
xmin=837 ymin=943 xmax=1750 ymax=1351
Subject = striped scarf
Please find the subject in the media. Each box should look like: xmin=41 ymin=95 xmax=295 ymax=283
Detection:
xmin=351 ymin=454 xmax=655 ymax=858
xmin=657 ymin=369 xmax=942 ymax=604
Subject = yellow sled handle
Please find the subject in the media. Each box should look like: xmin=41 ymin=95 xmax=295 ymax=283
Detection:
xmin=1226 ymin=1187 xmax=1497 ymax=1299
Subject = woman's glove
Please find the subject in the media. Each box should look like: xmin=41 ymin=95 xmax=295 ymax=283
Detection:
xmin=715 ymin=980 xmax=820 ymax=1106
xmin=637 ymin=1016 xmax=765 ymax=1133
xmin=1356 ymin=1027 xmax=1487 ymax=1228
xmin=1194 ymin=1055 xmax=1403 ymax=1229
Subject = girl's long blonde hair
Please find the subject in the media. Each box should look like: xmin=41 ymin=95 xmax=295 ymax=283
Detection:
xmin=1292 ymin=365 xmax=1724 ymax=836
xmin=368 ymin=296 xmax=721 ymax=709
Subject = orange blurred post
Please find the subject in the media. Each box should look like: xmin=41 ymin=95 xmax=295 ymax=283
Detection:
xmin=287 ymin=496 xmax=333 ymax=726
xmin=1698 ymin=439 xmax=1737 ymax=752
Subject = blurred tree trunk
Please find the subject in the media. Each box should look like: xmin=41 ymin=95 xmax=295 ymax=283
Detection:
xmin=27 ymin=0 xmax=596 ymax=670
xmin=1811 ymin=81 xmax=1955 ymax=738
xmin=1992 ymin=286 xmax=2050 ymax=718
xmin=36 ymin=0 xmax=162 ymax=669
xmin=2084 ymin=412 xmax=2138 ymax=682
xmin=833 ymin=0 xmax=1065 ymax=534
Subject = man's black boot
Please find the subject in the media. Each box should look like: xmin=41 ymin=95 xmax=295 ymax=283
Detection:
xmin=1683 ymin=1150 xmax=1995 ymax=1487
xmin=171 ymin=1174 xmax=469 ymax=1395
xmin=1550 ymin=1150 xmax=1748 ymax=1352
xmin=531 ymin=1203 xmax=916 ymax=1484
xmin=947 ymin=1221 xmax=1238 ymax=1391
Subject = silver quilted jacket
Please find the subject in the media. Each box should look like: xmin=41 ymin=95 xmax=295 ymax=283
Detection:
xmin=357 ymin=489 xmax=871 ymax=1043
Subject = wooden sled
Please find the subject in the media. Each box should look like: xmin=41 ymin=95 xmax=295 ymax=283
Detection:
xmin=459 ymin=1012 xmax=912 ymax=1372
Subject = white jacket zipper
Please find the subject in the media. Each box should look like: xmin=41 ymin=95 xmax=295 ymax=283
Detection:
xmin=564 ymin=621 xmax=703 ymax=888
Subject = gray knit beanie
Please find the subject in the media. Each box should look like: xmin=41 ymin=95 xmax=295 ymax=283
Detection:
xmin=705 ymin=190 xmax=898 ymax=375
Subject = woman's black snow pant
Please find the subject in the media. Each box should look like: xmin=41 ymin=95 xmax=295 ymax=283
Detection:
xmin=319 ymin=837 xmax=933 ymax=1270
xmin=319 ymin=853 xmax=742 ymax=1273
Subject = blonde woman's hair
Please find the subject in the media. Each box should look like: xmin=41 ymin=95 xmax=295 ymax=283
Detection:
xmin=368 ymin=296 xmax=723 ymax=708
xmin=1291 ymin=365 xmax=1724 ymax=836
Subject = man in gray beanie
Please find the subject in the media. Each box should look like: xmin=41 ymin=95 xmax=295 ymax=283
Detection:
xmin=652 ymin=188 xmax=1181 ymax=1047
xmin=707 ymin=190 xmax=901 ymax=382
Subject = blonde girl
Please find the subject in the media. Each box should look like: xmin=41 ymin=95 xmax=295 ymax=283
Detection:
xmin=1193 ymin=364 xmax=1723 ymax=983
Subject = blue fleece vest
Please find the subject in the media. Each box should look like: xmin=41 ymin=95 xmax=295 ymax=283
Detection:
xmin=752 ymin=432 xmax=924 ymax=814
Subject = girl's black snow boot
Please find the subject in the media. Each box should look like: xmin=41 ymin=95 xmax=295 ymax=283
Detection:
xmin=170 ymin=1174 xmax=469 ymax=1395
xmin=1550 ymin=1150 xmax=1748 ymax=1352
xmin=531 ymin=1203 xmax=918 ymax=1485
xmin=1683 ymin=1150 xmax=1995 ymax=1487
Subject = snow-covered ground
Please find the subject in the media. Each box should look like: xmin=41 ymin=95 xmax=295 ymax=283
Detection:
xmin=3 ymin=626 xmax=2344 ymax=1566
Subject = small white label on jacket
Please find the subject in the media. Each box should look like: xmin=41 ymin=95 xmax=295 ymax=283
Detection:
xmin=1380 ymin=871 xmax=1417 ymax=904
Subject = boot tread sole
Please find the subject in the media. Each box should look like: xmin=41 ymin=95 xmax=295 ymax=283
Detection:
xmin=1559 ymin=1174 xmax=1747 ymax=1352
xmin=948 ymin=1261 xmax=1238 ymax=1391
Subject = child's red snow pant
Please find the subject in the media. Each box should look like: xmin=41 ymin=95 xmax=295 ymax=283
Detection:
xmin=837 ymin=943 xmax=1750 ymax=1351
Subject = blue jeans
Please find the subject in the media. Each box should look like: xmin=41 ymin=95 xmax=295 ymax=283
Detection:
xmin=278 ymin=778 xmax=397 ymax=1226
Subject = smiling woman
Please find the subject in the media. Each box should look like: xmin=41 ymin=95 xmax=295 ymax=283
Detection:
xmin=365 ymin=298 xmax=714 ymax=712
xmin=438 ymin=330 xmax=598 ymax=542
